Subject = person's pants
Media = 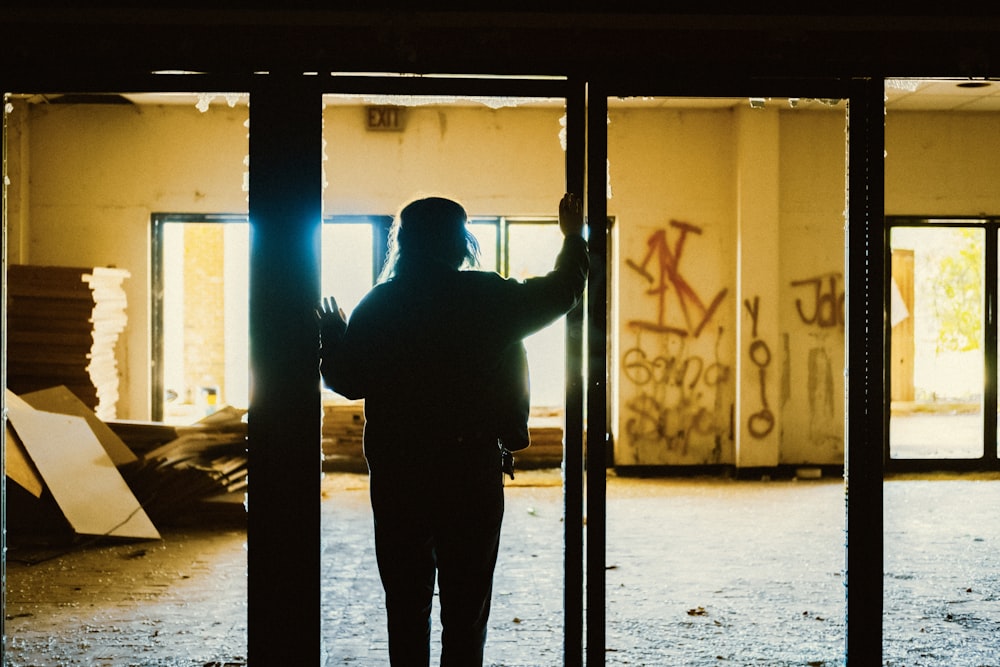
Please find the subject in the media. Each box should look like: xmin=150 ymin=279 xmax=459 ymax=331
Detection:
xmin=368 ymin=442 xmax=504 ymax=667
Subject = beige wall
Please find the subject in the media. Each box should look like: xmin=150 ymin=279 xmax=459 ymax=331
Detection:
xmin=778 ymin=111 xmax=849 ymax=465
xmin=9 ymin=99 xmax=250 ymax=419
xmin=885 ymin=110 xmax=1000 ymax=214
xmin=608 ymin=104 xmax=848 ymax=467
xmin=322 ymin=103 xmax=566 ymax=216
xmin=608 ymin=106 xmax=739 ymax=466
xmin=6 ymin=96 xmax=1000 ymax=468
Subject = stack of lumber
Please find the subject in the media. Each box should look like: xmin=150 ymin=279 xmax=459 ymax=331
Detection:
xmin=321 ymin=402 xmax=366 ymax=471
xmin=7 ymin=265 xmax=130 ymax=421
xmin=111 ymin=406 xmax=248 ymax=523
xmin=318 ymin=401 xmax=567 ymax=471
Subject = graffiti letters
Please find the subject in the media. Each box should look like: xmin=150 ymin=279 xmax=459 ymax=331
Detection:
xmin=626 ymin=221 xmax=728 ymax=337
xmin=743 ymin=296 xmax=774 ymax=439
xmin=622 ymin=335 xmax=730 ymax=454
xmin=791 ymin=272 xmax=845 ymax=329
xmin=622 ymin=220 xmax=731 ymax=456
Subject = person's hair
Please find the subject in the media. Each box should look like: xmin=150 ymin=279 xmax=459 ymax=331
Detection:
xmin=378 ymin=196 xmax=480 ymax=282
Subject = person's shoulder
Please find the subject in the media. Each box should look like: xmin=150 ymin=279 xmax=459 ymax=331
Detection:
xmin=459 ymin=269 xmax=507 ymax=285
xmin=349 ymin=281 xmax=396 ymax=315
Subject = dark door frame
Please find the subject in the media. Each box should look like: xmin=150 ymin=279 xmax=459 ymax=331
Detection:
xmin=249 ymin=72 xmax=589 ymax=665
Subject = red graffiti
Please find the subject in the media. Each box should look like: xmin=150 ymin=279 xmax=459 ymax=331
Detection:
xmin=626 ymin=220 xmax=728 ymax=337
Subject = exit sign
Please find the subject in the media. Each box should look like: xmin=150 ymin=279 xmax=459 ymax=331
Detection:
xmin=365 ymin=106 xmax=404 ymax=131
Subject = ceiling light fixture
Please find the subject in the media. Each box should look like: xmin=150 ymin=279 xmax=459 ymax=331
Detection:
xmin=957 ymin=81 xmax=992 ymax=89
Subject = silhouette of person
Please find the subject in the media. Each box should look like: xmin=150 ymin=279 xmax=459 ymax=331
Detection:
xmin=317 ymin=192 xmax=588 ymax=666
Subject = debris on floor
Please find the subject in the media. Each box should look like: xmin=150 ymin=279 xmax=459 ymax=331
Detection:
xmin=5 ymin=388 xmax=159 ymax=540
xmin=4 ymin=385 xmax=247 ymax=543
xmin=114 ymin=405 xmax=248 ymax=524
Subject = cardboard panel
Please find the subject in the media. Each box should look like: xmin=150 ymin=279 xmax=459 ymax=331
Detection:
xmin=22 ymin=385 xmax=137 ymax=466
xmin=5 ymin=421 xmax=44 ymax=498
xmin=5 ymin=390 xmax=159 ymax=540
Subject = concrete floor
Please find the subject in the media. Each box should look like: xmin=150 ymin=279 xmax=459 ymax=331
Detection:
xmin=5 ymin=470 xmax=1000 ymax=666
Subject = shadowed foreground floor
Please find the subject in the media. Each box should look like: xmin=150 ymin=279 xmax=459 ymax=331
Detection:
xmin=5 ymin=470 xmax=1000 ymax=666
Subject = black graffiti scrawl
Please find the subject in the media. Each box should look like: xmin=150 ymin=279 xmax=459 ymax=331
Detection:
xmin=743 ymin=296 xmax=774 ymax=439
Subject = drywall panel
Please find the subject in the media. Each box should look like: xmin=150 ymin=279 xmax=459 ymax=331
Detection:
xmin=5 ymin=422 xmax=44 ymax=498
xmin=5 ymin=390 xmax=159 ymax=540
xmin=22 ymin=385 xmax=137 ymax=466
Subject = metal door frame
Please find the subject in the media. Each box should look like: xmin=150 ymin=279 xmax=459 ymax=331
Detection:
xmin=884 ymin=215 xmax=1000 ymax=473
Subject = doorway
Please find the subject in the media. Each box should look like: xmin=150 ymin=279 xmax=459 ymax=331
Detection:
xmin=595 ymin=87 xmax=852 ymax=665
xmin=887 ymin=217 xmax=1000 ymax=470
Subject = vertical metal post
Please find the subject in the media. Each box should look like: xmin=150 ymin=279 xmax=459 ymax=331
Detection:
xmin=563 ymin=76 xmax=586 ymax=667
xmin=247 ymin=75 xmax=323 ymax=665
xmin=1 ymin=97 xmax=8 ymax=664
xmin=585 ymin=81 xmax=609 ymax=667
xmin=984 ymin=224 xmax=998 ymax=466
xmin=845 ymin=76 xmax=885 ymax=664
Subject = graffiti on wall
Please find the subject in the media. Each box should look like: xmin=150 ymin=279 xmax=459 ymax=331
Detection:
xmin=743 ymin=296 xmax=774 ymax=439
xmin=622 ymin=221 xmax=730 ymax=457
xmin=791 ymin=271 xmax=845 ymax=329
xmin=790 ymin=271 xmax=844 ymax=453
xmin=622 ymin=331 xmax=730 ymax=454
xmin=625 ymin=220 xmax=728 ymax=337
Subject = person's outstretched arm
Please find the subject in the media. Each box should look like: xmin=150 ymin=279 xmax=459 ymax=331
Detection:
xmin=496 ymin=192 xmax=590 ymax=338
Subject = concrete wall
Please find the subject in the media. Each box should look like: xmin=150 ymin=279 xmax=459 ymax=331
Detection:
xmin=6 ymin=96 xmax=1000 ymax=468
xmin=777 ymin=111 xmax=848 ymax=466
xmin=322 ymin=103 xmax=566 ymax=217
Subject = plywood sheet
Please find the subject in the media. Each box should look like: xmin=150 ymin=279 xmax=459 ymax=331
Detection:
xmin=5 ymin=421 xmax=44 ymax=498
xmin=21 ymin=385 xmax=137 ymax=466
xmin=5 ymin=390 xmax=159 ymax=540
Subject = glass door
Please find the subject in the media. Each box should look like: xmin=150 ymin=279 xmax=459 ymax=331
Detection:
xmin=887 ymin=219 xmax=1000 ymax=468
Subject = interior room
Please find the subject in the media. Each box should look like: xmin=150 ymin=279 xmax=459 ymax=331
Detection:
xmin=4 ymin=6 xmax=1000 ymax=666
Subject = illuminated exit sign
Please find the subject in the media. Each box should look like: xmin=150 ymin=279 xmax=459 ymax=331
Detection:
xmin=365 ymin=106 xmax=404 ymax=131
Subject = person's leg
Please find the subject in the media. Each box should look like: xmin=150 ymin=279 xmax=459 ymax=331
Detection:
xmin=434 ymin=461 xmax=504 ymax=667
xmin=370 ymin=468 xmax=436 ymax=667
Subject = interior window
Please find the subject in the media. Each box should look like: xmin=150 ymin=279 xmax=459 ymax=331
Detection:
xmin=153 ymin=213 xmax=565 ymax=422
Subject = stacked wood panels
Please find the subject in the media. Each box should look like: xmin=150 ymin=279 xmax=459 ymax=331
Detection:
xmin=7 ymin=265 xmax=129 ymax=421
xmin=320 ymin=401 xmax=566 ymax=471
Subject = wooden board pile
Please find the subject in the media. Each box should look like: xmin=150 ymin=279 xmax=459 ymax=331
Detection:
xmin=321 ymin=402 xmax=366 ymax=471
xmin=320 ymin=401 xmax=566 ymax=471
xmin=7 ymin=264 xmax=130 ymax=421
xmin=111 ymin=406 xmax=248 ymax=524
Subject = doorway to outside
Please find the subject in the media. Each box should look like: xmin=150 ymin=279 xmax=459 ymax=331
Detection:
xmin=887 ymin=217 xmax=1000 ymax=470
xmin=151 ymin=213 xmax=566 ymax=424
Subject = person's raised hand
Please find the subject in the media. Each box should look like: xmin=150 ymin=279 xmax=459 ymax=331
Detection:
xmin=559 ymin=192 xmax=584 ymax=237
xmin=315 ymin=296 xmax=348 ymax=341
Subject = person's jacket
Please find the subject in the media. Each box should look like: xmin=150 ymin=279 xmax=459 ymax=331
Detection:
xmin=320 ymin=233 xmax=589 ymax=466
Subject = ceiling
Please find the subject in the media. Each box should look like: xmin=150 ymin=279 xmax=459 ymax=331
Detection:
xmin=607 ymin=78 xmax=1000 ymax=112
xmin=21 ymin=78 xmax=1000 ymax=112
xmin=884 ymin=78 xmax=1000 ymax=111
